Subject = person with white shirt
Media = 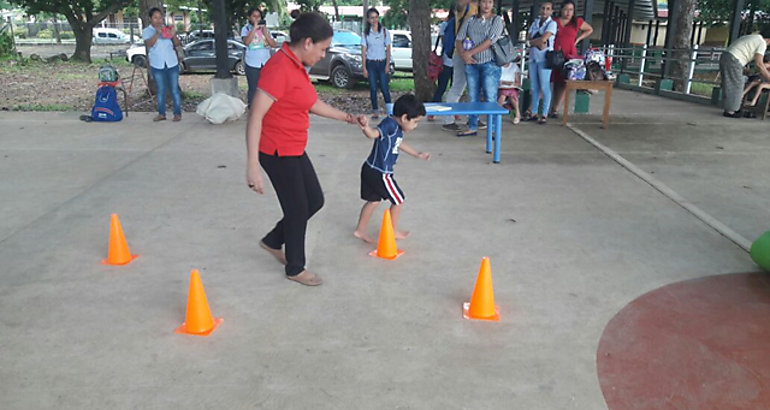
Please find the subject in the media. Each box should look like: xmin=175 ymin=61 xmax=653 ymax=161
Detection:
xmin=498 ymin=60 xmax=522 ymax=124
xmin=525 ymin=1 xmax=557 ymax=125
xmin=361 ymin=8 xmax=392 ymax=118
xmin=242 ymin=7 xmax=278 ymax=107
xmin=143 ymin=7 xmax=183 ymax=122
xmin=720 ymin=33 xmax=770 ymax=117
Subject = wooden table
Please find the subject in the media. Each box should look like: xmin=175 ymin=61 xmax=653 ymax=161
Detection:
xmin=563 ymin=80 xmax=614 ymax=129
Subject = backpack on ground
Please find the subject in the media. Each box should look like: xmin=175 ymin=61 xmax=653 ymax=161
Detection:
xmin=90 ymin=85 xmax=123 ymax=121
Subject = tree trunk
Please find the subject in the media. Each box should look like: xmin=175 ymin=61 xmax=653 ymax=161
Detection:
xmin=408 ymin=0 xmax=433 ymax=101
xmin=332 ymin=0 xmax=340 ymax=22
xmin=71 ymin=22 xmax=93 ymax=63
xmin=669 ymin=0 xmax=695 ymax=92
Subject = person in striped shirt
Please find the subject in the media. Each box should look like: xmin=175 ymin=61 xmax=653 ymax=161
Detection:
xmin=354 ymin=94 xmax=431 ymax=244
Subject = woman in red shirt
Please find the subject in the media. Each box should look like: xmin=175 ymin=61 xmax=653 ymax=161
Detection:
xmin=548 ymin=0 xmax=593 ymax=118
xmin=246 ymin=13 xmax=360 ymax=286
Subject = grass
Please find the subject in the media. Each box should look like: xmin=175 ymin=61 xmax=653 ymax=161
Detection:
xmin=690 ymin=81 xmax=717 ymax=97
xmin=12 ymin=104 xmax=73 ymax=111
xmin=181 ymin=90 xmax=207 ymax=99
xmin=313 ymin=70 xmax=415 ymax=94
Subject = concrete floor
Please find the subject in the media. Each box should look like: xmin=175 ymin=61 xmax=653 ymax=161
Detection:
xmin=0 ymin=89 xmax=766 ymax=409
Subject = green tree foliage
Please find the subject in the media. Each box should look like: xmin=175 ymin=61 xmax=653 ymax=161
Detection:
xmin=697 ymin=0 xmax=770 ymax=26
xmin=11 ymin=0 xmax=133 ymax=62
xmin=295 ymin=0 xmax=323 ymax=12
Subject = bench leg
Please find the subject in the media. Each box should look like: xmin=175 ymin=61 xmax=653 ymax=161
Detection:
xmin=494 ymin=114 xmax=502 ymax=163
xmin=563 ymin=87 xmax=571 ymax=126
xmin=602 ymin=86 xmax=612 ymax=129
xmin=486 ymin=114 xmax=493 ymax=154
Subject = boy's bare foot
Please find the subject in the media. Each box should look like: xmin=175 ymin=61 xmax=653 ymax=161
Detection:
xmin=287 ymin=270 xmax=322 ymax=286
xmin=259 ymin=240 xmax=287 ymax=265
xmin=353 ymin=230 xmax=376 ymax=244
xmin=394 ymin=230 xmax=411 ymax=240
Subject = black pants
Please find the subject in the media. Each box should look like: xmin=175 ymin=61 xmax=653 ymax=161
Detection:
xmin=245 ymin=64 xmax=262 ymax=107
xmin=259 ymin=151 xmax=324 ymax=276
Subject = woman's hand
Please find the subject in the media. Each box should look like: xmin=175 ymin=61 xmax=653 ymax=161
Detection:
xmin=461 ymin=51 xmax=475 ymax=65
xmin=247 ymin=163 xmax=265 ymax=194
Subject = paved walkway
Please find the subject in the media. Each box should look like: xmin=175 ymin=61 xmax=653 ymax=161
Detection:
xmin=0 ymin=89 xmax=767 ymax=409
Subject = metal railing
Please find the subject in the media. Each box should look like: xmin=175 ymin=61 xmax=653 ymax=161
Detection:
xmin=600 ymin=44 xmax=725 ymax=97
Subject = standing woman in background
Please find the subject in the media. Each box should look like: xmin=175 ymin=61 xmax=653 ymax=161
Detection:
xmin=455 ymin=0 xmax=504 ymax=137
xmin=242 ymin=7 xmax=277 ymax=107
xmin=361 ymin=7 xmax=392 ymax=119
xmin=548 ymin=0 xmax=593 ymax=118
xmin=524 ymin=1 xmax=557 ymax=124
xmin=143 ymin=7 xmax=183 ymax=122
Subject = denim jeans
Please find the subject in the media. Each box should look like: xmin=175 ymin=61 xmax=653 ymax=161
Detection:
xmin=464 ymin=61 xmax=501 ymax=130
xmin=432 ymin=65 xmax=453 ymax=102
xmin=366 ymin=60 xmax=391 ymax=112
xmin=245 ymin=64 xmax=262 ymax=107
xmin=151 ymin=64 xmax=182 ymax=116
xmin=528 ymin=59 xmax=552 ymax=116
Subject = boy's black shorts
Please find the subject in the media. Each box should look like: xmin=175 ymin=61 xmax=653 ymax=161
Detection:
xmin=360 ymin=163 xmax=405 ymax=205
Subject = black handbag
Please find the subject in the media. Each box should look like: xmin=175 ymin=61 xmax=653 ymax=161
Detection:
xmin=491 ymin=17 xmax=516 ymax=67
xmin=545 ymin=50 xmax=565 ymax=69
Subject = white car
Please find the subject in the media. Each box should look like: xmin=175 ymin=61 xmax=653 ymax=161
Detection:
xmin=125 ymin=41 xmax=147 ymax=67
xmin=388 ymin=29 xmax=440 ymax=72
xmin=93 ymin=28 xmax=130 ymax=44
xmin=389 ymin=30 xmax=412 ymax=71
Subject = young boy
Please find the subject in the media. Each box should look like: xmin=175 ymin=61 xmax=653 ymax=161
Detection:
xmin=354 ymin=94 xmax=430 ymax=244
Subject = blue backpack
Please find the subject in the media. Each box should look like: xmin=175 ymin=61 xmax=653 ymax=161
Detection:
xmin=91 ymin=85 xmax=123 ymax=122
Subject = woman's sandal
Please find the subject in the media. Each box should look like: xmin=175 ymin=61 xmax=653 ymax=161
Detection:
xmin=287 ymin=270 xmax=323 ymax=286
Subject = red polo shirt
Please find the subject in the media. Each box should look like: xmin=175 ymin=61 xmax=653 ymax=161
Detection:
xmin=258 ymin=43 xmax=318 ymax=156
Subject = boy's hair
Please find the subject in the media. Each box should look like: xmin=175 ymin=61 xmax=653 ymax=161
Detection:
xmin=764 ymin=53 xmax=770 ymax=63
xmin=289 ymin=12 xmax=333 ymax=46
xmin=393 ymin=94 xmax=426 ymax=120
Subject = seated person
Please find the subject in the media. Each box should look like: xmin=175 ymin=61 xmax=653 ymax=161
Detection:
xmin=742 ymin=53 xmax=770 ymax=107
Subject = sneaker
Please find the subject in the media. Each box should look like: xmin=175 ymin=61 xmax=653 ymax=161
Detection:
xmin=442 ymin=123 xmax=463 ymax=132
xmin=468 ymin=120 xmax=487 ymax=129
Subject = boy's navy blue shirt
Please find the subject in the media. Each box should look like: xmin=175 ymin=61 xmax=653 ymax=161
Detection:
xmin=365 ymin=116 xmax=403 ymax=174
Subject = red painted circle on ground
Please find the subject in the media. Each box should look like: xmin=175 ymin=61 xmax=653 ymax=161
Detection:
xmin=597 ymin=273 xmax=770 ymax=409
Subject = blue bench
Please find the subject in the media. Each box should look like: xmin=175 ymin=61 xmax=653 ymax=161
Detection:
xmin=386 ymin=102 xmax=510 ymax=163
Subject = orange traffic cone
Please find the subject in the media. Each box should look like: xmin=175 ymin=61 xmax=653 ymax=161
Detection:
xmin=369 ymin=209 xmax=404 ymax=260
xmin=101 ymin=214 xmax=138 ymax=265
xmin=463 ymin=257 xmax=499 ymax=321
xmin=176 ymin=270 xmax=223 ymax=336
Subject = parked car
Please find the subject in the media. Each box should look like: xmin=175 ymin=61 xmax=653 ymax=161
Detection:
xmin=186 ymin=29 xmax=238 ymax=43
xmin=388 ymin=29 xmax=440 ymax=72
xmin=93 ymin=28 xmax=130 ymax=44
xmin=126 ymin=41 xmax=147 ymax=67
xmin=309 ymin=30 xmax=395 ymax=89
xmin=125 ymin=38 xmax=246 ymax=76
xmin=180 ymin=39 xmax=246 ymax=75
